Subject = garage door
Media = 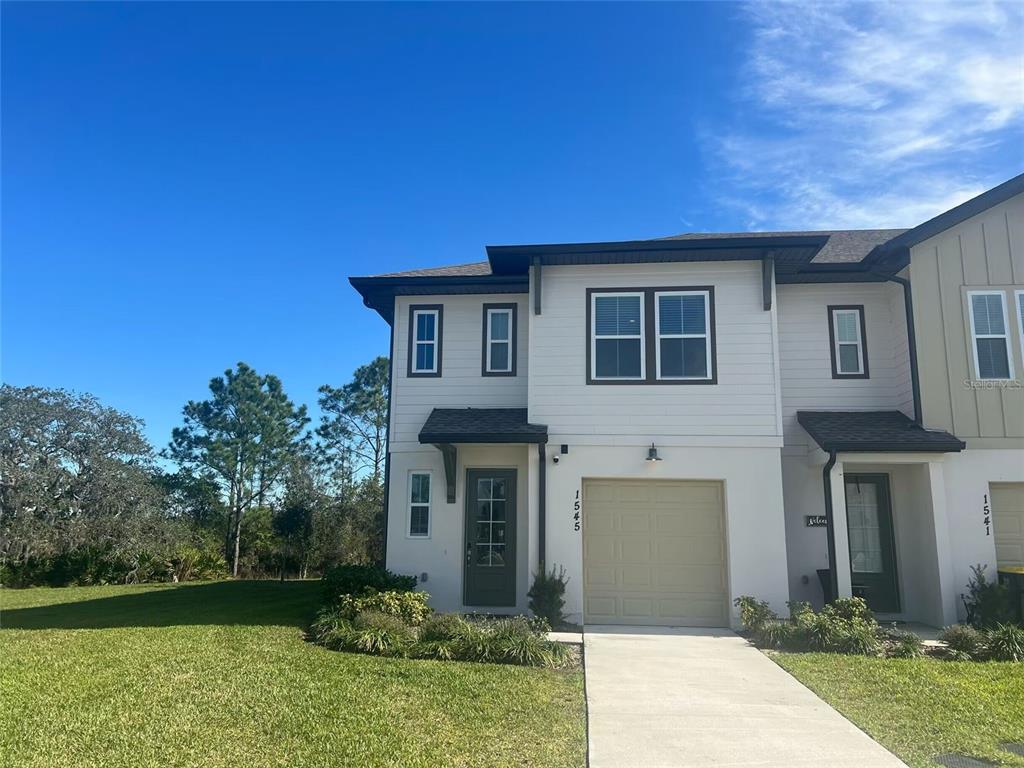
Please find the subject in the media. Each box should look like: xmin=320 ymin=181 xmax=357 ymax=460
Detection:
xmin=583 ymin=480 xmax=728 ymax=627
xmin=992 ymin=483 xmax=1024 ymax=568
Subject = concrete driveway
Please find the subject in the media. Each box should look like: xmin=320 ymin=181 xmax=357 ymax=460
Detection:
xmin=584 ymin=626 xmax=907 ymax=768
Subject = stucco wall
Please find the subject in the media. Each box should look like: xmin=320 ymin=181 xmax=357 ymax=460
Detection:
xmin=385 ymin=444 xmax=532 ymax=614
xmin=543 ymin=444 xmax=790 ymax=628
xmin=941 ymin=448 xmax=1024 ymax=618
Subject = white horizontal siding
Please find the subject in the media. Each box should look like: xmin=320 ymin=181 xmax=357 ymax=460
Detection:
xmin=528 ymin=261 xmax=781 ymax=444
xmin=777 ymin=283 xmax=912 ymax=454
xmin=390 ymin=293 xmax=529 ymax=449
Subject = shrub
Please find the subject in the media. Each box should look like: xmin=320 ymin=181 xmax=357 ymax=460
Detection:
xmin=308 ymin=604 xmax=350 ymax=644
xmin=528 ymin=565 xmax=569 ymax=628
xmin=493 ymin=629 xmax=571 ymax=667
xmin=881 ymin=629 xmax=924 ymax=659
xmin=409 ymin=640 xmax=457 ymax=661
xmin=350 ymin=611 xmax=416 ymax=655
xmin=168 ymin=544 xmax=228 ymax=582
xmin=321 ymin=564 xmax=416 ymax=602
xmin=419 ymin=612 xmax=471 ymax=642
xmin=734 ymin=596 xmax=778 ymax=633
xmin=828 ymin=596 xmax=874 ymax=623
xmin=338 ymin=590 xmax=432 ymax=626
xmin=787 ymin=601 xmax=813 ymax=621
xmin=962 ymin=564 xmax=1014 ymax=628
xmin=939 ymin=624 xmax=986 ymax=661
xmin=985 ymin=623 xmax=1024 ymax=662
xmin=834 ymin=620 xmax=881 ymax=655
xmin=756 ymin=620 xmax=796 ymax=650
xmin=797 ymin=610 xmax=839 ymax=651
xmin=453 ymin=616 xmax=568 ymax=667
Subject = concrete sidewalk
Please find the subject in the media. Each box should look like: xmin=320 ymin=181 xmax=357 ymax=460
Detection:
xmin=584 ymin=626 xmax=907 ymax=768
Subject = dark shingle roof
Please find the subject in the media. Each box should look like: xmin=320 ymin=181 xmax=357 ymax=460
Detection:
xmin=371 ymin=261 xmax=492 ymax=278
xmin=797 ymin=411 xmax=965 ymax=453
xmin=368 ymin=229 xmax=908 ymax=280
xmin=663 ymin=229 xmax=907 ymax=264
xmin=419 ymin=408 xmax=548 ymax=444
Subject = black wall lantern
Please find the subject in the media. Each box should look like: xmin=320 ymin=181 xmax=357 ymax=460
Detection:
xmin=646 ymin=443 xmax=662 ymax=462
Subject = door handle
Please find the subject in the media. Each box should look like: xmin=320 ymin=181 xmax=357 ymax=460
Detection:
xmin=466 ymin=545 xmax=472 ymax=564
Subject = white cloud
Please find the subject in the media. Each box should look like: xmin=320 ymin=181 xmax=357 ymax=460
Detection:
xmin=708 ymin=0 xmax=1024 ymax=229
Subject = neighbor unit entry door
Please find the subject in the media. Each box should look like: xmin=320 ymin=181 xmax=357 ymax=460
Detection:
xmin=582 ymin=480 xmax=728 ymax=627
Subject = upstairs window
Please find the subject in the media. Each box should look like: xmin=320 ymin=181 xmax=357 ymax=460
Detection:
xmin=828 ymin=306 xmax=868 ymax=378
xmin=587 ymin=286 xmax=717 ymax=385
xmin=591 ymin=292 xmax=645 ymax=380
xmin=968 ymin=291 xmax=1012 ymax=380
xmin=408 ymin=472 xmax=431 ymax=538
xmin=408 ymin=305 xmax=442 ymax=377
xmin=482 ymin=304 xmax=517 ymax=376
xmin=655 ymin=291 xmax=711 ymax=380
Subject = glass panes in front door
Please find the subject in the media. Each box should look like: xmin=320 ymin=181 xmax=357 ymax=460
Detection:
xmin=846 ymin=480 xmax=883 ymax=573
xmin=475 ymin=477 xmax=507 ymax=566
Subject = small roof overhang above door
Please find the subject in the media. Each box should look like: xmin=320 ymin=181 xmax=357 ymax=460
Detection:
xmin=797 ymin=410 xmax=966 ymax=454
xmin=419 ymin=408 xmax=548 ymax=502
xmin=419 ymin=408 xmax=548 ymax=445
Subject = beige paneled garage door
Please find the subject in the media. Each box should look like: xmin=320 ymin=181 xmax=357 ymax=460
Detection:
xmin=583 ymin=480 xmax=728 ymax=627
xmin=993 ymin=483 xmax=1024 ymax=568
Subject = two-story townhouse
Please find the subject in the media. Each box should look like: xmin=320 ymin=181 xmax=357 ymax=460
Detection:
xmin=351 ymin=173 xmax=1024 ymax=629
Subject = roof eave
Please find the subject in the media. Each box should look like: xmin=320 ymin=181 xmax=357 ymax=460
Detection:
xmin=349 ymin=274 xmax=529 ymax=325
xmin=485 ymin=234 xmax=831 ymax=274
xmin=418 ymin=431 xmax=548 ymax=445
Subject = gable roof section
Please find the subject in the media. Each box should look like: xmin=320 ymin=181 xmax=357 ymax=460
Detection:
xmin=350 ymin=230 xmax=896 ymax=321
xmin=662 ymin=229 xmax=906 ymax=264
xmin=348 ymin=175 xmax=1024 ymax=322
xmin=797 ymin=410 xmax=965 ymax=453
xmin=371 ymin=261 xmax=492 ymax=278
xmin=869 ymin=172 xmax=1024 ymax=271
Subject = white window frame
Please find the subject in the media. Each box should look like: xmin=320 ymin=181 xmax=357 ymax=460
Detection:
xmin=411 ymin=308 xmax=440 ymax=375
xmin=967 ymin=290 xmax=1014 ymax=380
xmin=654 ymin=290 xmax=712 ymax=381
xmin=1015 ymin=290 xmax=1024 ymax=373
xmin=590 ymin=291 xmax=646 ymax=381
xmin=485 ymin=307 xmax=514 ymax=374
xmin=407 ymin=471 xmax=432 ymax=539
xmin=831 ymin=308 xmax=866 ymax=376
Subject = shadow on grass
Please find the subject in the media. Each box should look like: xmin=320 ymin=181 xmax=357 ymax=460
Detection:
xmin=0 ymin=580 xmax=322 ymax=630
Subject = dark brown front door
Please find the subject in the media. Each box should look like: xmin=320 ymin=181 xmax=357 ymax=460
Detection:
xmin=845 ymin=473 xmax=900 ymax=613
xmin=464 ymin=469 xmax=516 ymax=607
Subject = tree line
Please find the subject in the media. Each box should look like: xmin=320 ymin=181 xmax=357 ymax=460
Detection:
xmin=0 ymin=358 xmax=389 ymax=586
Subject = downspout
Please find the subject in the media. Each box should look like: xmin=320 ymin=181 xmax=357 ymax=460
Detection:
xmin=872 ymin=269 xmax=922 ymax=424
xmin=821 ymin=449 xmax=839 ymax=603
xmin=537 ymin=443 xmax=546 ymax=572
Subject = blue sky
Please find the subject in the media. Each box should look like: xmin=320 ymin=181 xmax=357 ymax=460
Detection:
xmin=3 ymin=2 xmax=1022 ymax=449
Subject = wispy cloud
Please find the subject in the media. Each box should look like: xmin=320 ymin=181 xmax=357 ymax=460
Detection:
xmin=708 ymin=1 xmax=1024 ymax=229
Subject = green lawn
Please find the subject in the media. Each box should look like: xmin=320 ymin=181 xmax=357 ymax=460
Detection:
xmin=0 ymin=581 xmax=585 ymax=768
xmin=774 ymin=652 xmax=1024 ymax=768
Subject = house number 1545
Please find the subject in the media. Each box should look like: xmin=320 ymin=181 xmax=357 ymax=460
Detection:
xmin=573 ymin=490 xmax=581 ymax=531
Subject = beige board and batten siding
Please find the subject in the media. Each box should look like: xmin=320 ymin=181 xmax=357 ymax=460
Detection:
xmin=527 ymin=261 xmax=782 ymax=446
xmin=910 ymin=192 xmax=1024 ymax=443
xmin=389 ymin=293 xmax=529 ymax=450
xmin=776 ymin=282 xmax=914 ymax=455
